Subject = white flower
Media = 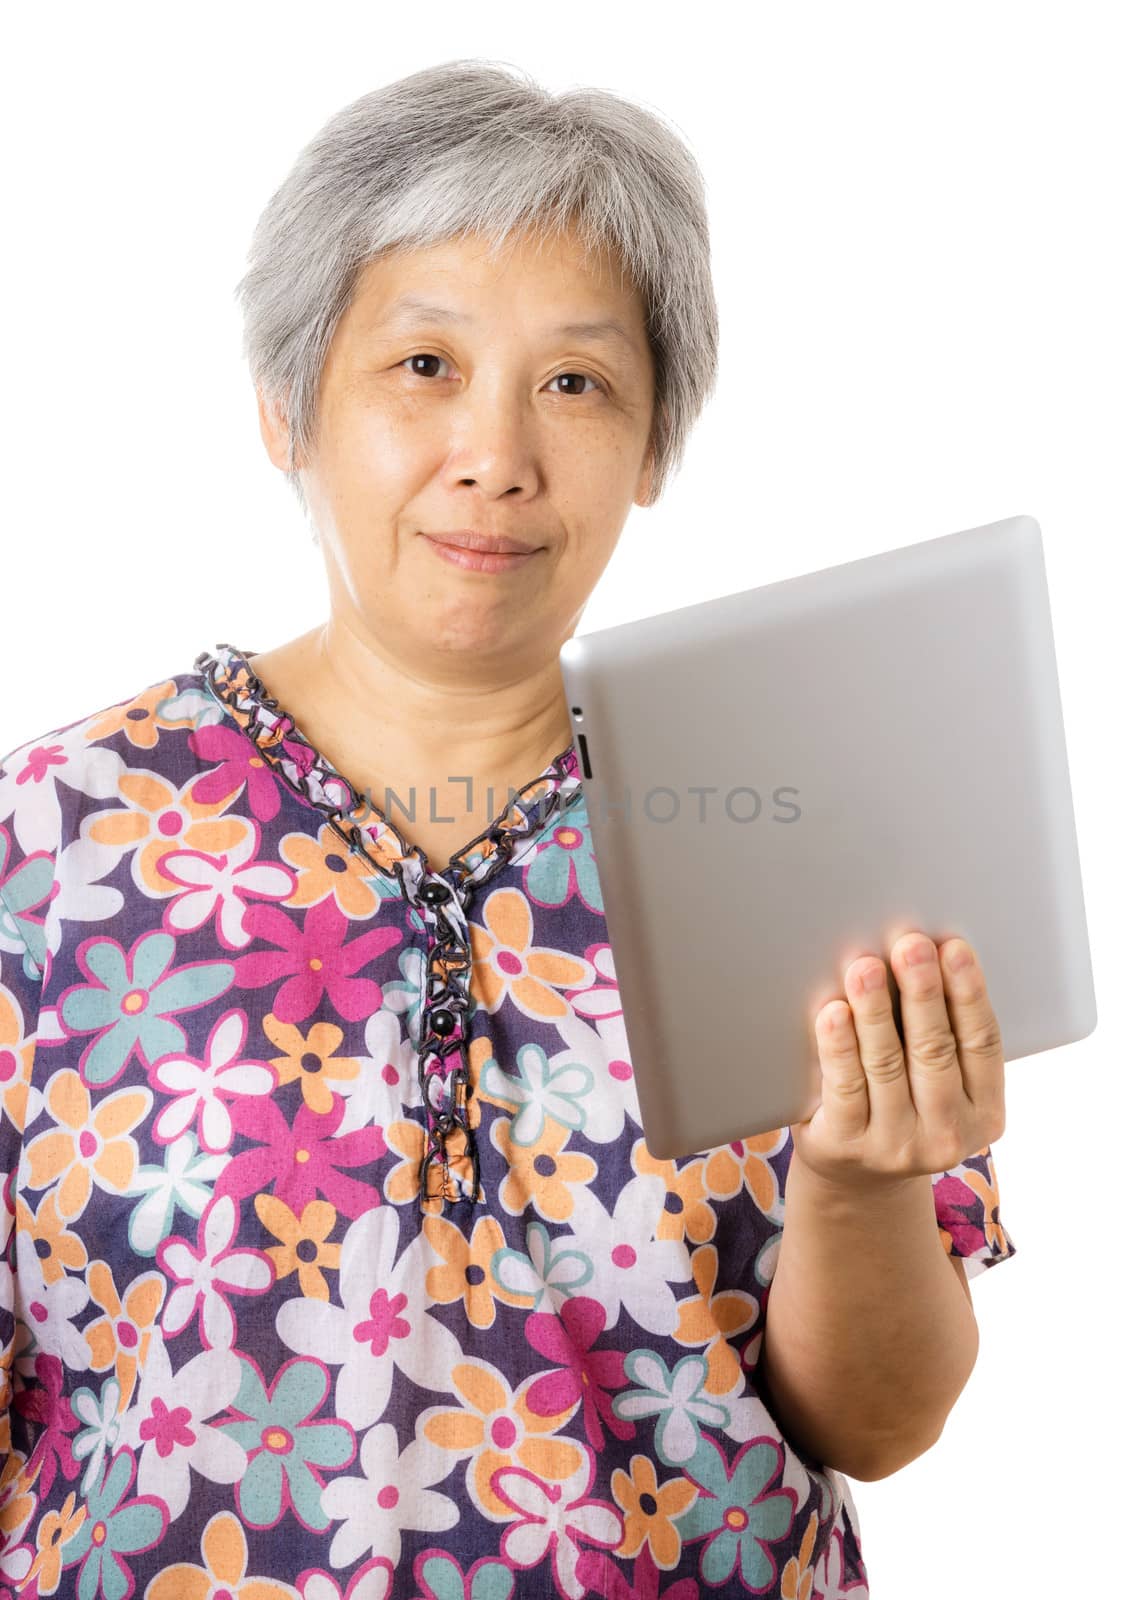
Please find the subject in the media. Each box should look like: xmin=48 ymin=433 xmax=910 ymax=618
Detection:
xmin=0 ymin=730 xmax=123 ymax=858
xmin=158 ymin=1193 xmax=272 ymax=1349
xmin=277 ymin=1205 xmax=462 ymax=1431
xmin=553 ymin=972 xmax=642 ymax=1143
xmin=613 ymin=1349 xmax=729 ymax=1465
xmin=561 ymin=1177 xmax=691 ymax=1336
xmin=493 ymin=1453 xmax=621 ymax=1600
xmin=122 ymin=1348 xmax=247 ymax=1519
xmin=331 ymin=1006 xmax=420 ymax=1136
xmin=71 ymin=1376 xmax=123 ymax=1493
xmin=299 ymin=1566 xmax=393 ymax=1600
xmin=14 ymin=1258 xmax=90 ymax=1369
xmin=125 ymin=1132 xmax=226 ymax=1257
xmin=321 ymin=1423 xmax=457 ymax=1570
xmin=150 ymin=1009 xmax=275 ymax=1152
xmin=159 ymin=823 xmax=292 ymax=946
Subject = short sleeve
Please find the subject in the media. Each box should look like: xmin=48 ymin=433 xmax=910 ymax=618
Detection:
xmin=932 ymin=1143 xmax=1017 ymax=1280
xmin=0 ymin=829 xmax=47 ymax=1470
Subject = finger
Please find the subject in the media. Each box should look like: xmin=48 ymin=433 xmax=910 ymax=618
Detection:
xmin=889 ymin=931 xmax=966 ymax=1132
xmin=938 ymin=938 xmax=1006 ymax=1134
xmin=814 ymin=996 xmax=870 ymax=1143
xmin=842 ymin=951 xmax=918 ymax=1139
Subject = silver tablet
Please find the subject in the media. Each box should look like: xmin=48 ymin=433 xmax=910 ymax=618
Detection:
xmin=558 ymin=513 xmax=1097 ymax=1161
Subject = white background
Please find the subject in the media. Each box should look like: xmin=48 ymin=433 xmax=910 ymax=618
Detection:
xmin=3 ymin=4 xmax=1130 ymax=1595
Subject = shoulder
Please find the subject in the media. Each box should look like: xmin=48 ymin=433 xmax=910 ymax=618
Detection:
xmin=0 ymin=659 xmax=217 ymax=873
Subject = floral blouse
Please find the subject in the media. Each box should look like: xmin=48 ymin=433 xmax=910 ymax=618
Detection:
xmin=0 ymin=642 xmax=1017 ymax=1600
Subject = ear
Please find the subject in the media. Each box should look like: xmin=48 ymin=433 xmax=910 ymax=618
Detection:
xmin=255 ymin=386 xmax=292 ymax=473
xmin=634 ymin=441 xmax=658 ymax=509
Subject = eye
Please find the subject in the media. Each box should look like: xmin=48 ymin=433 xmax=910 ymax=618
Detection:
xmin=398 ymin=353 xmax=603 ymax=396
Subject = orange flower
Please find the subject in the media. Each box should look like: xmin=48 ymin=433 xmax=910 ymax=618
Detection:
xmin=24 ymin=1071 xmax=149 ymax=1220
xmin=84 ymin=679 xmax=181 ymax=750
xmin=0 ymin=1450 xmax=36 ymax=1547
xmin=674 ymin=1244 xmax=758 ymax=1395
xmin=279 ymin=823 xmax=384 ymax=917
xmin=28 ymin=1489 xmax=86 ymax=1592
xmin=261 ymin=1014 xmax=359 ymax=1115
xmin=632 ymin=1141 xmax=716 ymax=1244
xmin=387 ymin=1116 xmax=484 ymax=1211
xmin=255 ymin=1196 xmax=341 ymax=1300
xmin=422 ymin=1212 xmax=523 ymax=1326
xmin=611 ymin=1453 xmax=697 ymax=1567
xmin=420 ymin=1359 xmax=584 ymax=1519
xmin=780 ymin=1508 xmax=819 ymax=1599
xmin=14 ymin=1190 xmax=87 ymax=1283
xmin=702 ymin=1131 xmax=783 ymax=1211
xmin=945 ymin=1148 xmax=1010 ymax=1258
xmin=83 ymin=770 xmax=248 ymax=898
xmin=0 ymin=983 xmax=36 ymax=1134
xmin=469 ymin=886 xmax=590 ymax=1019
xmin=491 ymin=1115 xmax=596 ymax=1222
xmin=145 ymin=1509 xmax=299 ymax=1600
xmin=83 ymin=1261 xmax=165 ymax=1411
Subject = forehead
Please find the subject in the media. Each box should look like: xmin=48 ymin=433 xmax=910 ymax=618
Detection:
xmin=344 ymin=229 xmax=650 ymax=355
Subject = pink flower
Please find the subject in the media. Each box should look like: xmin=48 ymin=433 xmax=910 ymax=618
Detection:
xmin=524 ymin=1296 xmax=632 ymax=1450
xmin=218 ymin=1095 xmax=386 ymax=1220
xmin=138 ymin=1398 xmax=195 ymax=1458
xmin=231 ymin=898 xmax=402 ymax=1024
xmin=188 ymin=722 xmax=284 ymax=821
xmin=14 ymin=1352 xmax=79 ymax=1498
xmin=576 ymin=1548 xmax=699 ymax=1600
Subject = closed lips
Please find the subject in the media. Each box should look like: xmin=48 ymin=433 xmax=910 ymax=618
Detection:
xmin=425 ymin=531 xmax=536 ymax=554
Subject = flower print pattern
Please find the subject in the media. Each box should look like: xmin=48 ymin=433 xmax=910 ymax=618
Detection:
xmin=83 ymin=768 xmax=251 ymax=905
xmin=261 ymin=1015 xmax=360 ymax=1117
xmin=148 ymin=1008 xmax=276 ymax=1152
xmin=219 ymin=1357 xmax=354 ymax=1533
xmin=143 ymin=1508 xmax=301 ymax=1599
xmin=57 ymin=930 xmax=233 ymax=1089
xmin=0 ymin=644 xmax=1019 ymax=1595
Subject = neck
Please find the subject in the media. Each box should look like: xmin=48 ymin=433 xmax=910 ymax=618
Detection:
xmin=247 ymin=618 xmax=575 ymax=832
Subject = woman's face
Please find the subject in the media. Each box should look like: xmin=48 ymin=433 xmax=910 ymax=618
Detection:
xmin=258 ymin=225 xmax=657 ymax=671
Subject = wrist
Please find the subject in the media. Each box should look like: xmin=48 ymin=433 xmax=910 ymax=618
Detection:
xmin=786 ymin=1148 xmax=928 ymax=1210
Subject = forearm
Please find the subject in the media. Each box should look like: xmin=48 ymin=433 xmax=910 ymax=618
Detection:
xmin=754 ymin=1154 xmax=979 ymax=1481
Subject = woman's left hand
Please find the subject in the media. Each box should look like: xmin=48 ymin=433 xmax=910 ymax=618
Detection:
xmin=789 ymin=930 xmax=1007 ymax=1192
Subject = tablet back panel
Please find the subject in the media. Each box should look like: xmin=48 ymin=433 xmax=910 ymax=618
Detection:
xmin=558 ymin=514 xmax=1096 ymax=1160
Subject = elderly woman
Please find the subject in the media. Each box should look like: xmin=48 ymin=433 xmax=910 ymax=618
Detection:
xmin=0 ymin=59 xmax=1015 ymax=1599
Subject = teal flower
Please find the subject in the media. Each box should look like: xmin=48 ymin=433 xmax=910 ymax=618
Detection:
xmin=612 ymin=1350 xmax=729 ymax=1465
xmin=220 ymin=1355 xmax=354 ymax=1531
xmin=413 ymin=1549 xmax=515 ymax=1600
xmin=674 ymin=1433 xmax=795 ymax=1590
xmin=0 ymin=829 xmax=54 ymax=972
xmin=60 ymin=1446 xmax=166 ymax=1600
xmin=479 ymin=1040 xmax=593 ymax=1144
xmin=125 ymin=1131 xmax=225 ymax=1255
xmin=524 ymin=811 xmax=603 ymax=913
xmin=490 ymin=1219 xmax=593 ymax=1310
xmin=60 ymin=929 xmax=233 ymax=1087
xmin=158 ymin=685 xmax=225 ymax=729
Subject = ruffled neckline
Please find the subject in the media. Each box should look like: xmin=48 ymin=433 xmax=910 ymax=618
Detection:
xmin=193 ymin=642 xmax=583 ymax=904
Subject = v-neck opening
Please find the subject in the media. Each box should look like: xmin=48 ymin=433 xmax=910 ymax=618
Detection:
xmin=193 ymin=641 xmax=582 ymax=902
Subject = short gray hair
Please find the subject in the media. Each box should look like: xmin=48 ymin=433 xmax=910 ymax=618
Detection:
xmin=234 ymin=58 xmax=719 ymax=525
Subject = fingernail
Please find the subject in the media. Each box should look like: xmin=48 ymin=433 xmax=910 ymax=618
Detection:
xmin=945 ymin=941 xmax=972 ymax=972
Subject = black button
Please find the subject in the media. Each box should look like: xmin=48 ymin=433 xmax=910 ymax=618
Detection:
xmin=420 ymin=881 xmax=449 ymax=906
xmin=431 ymin=1008 xmax=456 ymax=1036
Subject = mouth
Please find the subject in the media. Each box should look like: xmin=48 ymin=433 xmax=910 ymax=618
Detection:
xmin=423 ymin=530 xmax=537 ymax=554
xmin=420 ymin=531 xmax=542 ymax=574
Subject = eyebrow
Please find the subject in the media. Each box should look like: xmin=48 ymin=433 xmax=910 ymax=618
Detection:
xmin=373 ymin=292 xmax=639 ymax=353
